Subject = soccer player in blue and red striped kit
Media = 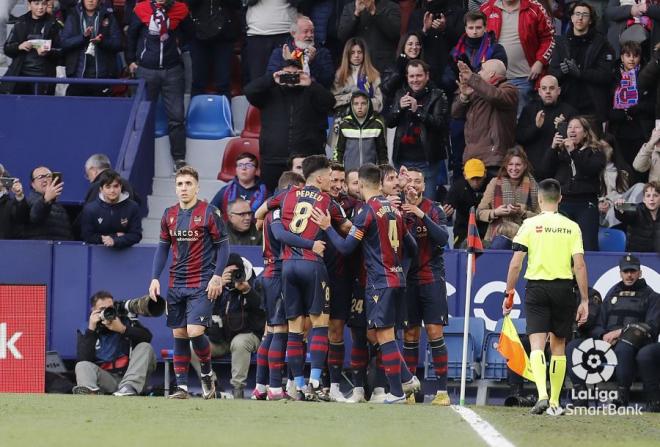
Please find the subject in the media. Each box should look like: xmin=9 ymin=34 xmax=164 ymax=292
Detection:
xmin=149 ymin=166 xmax=230 ymax=399
xmin=258 ymin=156 xmax=351 ymax=400
xmin=401 ymin=167 xmax=451 ymax=405
xmin=312 ymin=163 xmax=418 ymax=404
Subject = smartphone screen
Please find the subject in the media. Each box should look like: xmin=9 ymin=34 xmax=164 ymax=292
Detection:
xmin=52 ymin=172 xmax=63 ymax=184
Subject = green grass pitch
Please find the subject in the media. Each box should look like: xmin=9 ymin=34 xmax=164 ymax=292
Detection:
xmin=0 ymin=394 xmax=659 ymax=447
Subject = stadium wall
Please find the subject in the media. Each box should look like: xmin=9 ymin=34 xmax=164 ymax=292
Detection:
xmin=0 ymin=240 xmax=658 ymax=359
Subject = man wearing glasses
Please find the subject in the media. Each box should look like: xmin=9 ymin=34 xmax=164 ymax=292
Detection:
xmin=22 ymin=166 xmax=73 ymax=240
xmin=549 ymin=1 xmax=614 ymax=125
xmin=225 ymin=199 xmax=262 ymax=246
xmin=211 ymin=152 xmax=268 ymax=223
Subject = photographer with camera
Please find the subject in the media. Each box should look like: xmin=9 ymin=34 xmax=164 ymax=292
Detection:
xmin=190 ymin=254 xmax=266 ymax=399
xmin=0 ymin=163 xmax=28 ymax=240
xmin=244 ymin=59 xmax=335 ymax=192
xmin=73 ymin=291 xmax=156 ymax=396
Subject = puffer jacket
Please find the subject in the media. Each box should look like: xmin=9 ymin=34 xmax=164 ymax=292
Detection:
xmin=334 ymin=93 xmax=388 ymax=171
xmin=21 ymin=191 xmax=74 ymax=241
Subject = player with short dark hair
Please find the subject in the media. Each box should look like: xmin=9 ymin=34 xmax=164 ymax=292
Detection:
xmin=400 ymin=167 xmax=451 ymax=405
xmin=503 ymin=178 xmax=589 ymax=415
xmin=312 ymin=163 xmax=419 ymax=404
xmin=149 ymin=165 xmax=230 ymax=400
xmin=257 ymin=155 xmax=350 ymax=400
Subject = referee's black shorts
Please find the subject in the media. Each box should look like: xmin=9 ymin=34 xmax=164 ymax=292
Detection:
xmin=524 ymin=279 xmax=576 ymax=339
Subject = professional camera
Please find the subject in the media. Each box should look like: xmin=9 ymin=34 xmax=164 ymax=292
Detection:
xmin=100 ymin=294 xmax=166 ymax=322
xmin=225 ymin=253 xmax=254 ymax=289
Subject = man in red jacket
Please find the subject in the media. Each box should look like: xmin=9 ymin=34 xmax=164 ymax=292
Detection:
xmin=480 ymin=0 xmax=554 ymax=115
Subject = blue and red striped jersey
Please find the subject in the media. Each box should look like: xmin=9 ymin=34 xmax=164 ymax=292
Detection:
xmin=262 ymin=209 xmax=282 ymax=278
xmin=405 ymin=198 xmax=447 ymax=285
xmin=325 ymin=197 xmax=349 ymax=279
xmin=337 ymin=192 xmax=361 ymax=219
xmin=268 ymin=186 xmax=346 ymax=262
xmin=159 ymin=200 xmax=228 ymax=288
xmin=210 ymin=177 xmax=268 ymax=222
xmin=350 ymin=196 xmax=407 ymax=288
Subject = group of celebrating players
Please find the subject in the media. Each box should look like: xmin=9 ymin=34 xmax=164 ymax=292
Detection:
xmin=150 ymin=157 xmax=451 ymax=404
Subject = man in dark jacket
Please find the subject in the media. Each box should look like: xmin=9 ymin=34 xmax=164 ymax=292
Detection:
xmin=225 ymin=198 xmax=262 ymax=245
xmin=190 ymin=255 xmax=266 ymax=398
xmin=516 ymin=75 xmax=577 ymax=180
xmin=188 ymin=0 xmax=241 ymax=96
xmin=0 ymin=164 xmax=28 ymax=239
xmin=74 ymin=290 xmax=156 ymax=396
xmin=244 ymin=59 xmax=335 ymax=192
xmin=83 ymin=153 xmax=139 ymax=205
xmin=126 ymin=0 xmax=194 ymax=171
xmin=567 ymin=254 xmax=660 ymax=407
xmin=387 ymin=59 xmax=448 ymax=199
xmin=443 ymin=158 xmax=490 ymax=247
xmin=60 ymin=0 xmax=122 ymax=96
xmin=80 ymin=170 xmax=142 ymax=248
xmin=22 ymin=166 xmax=73 ymax=241
xmin=549 ymin=2 xmax=614 ymax=124
xmin=2 ymin=0 xmax=61 ymax=95
xmin=337 ymin=0 xmax=400 ymax=72
xmin=266 ymin=14 xmax=335 ymax=89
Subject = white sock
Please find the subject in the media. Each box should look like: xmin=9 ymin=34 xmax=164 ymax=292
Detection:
xmin=330 ymin=383 xmax=340 ymax=392
xmin=270 ymin=387 xmax=282 ymax=394
xmin=310 ymin=378 xmax=320 ymax=388
xmin=178 ymin=384 xmax=188 ymax=391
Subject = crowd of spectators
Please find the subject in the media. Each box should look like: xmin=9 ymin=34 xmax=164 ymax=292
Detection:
xmin=1 ymin=0 xmax=660 ymax=252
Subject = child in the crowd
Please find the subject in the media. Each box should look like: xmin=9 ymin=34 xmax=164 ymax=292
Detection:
xmin=488 ymin=220 xmax=519 ymax=250
xmin=610 ymin=41 xmax=655 ymax=172
xmin=333 ymin=91 xmax=388 ymax=172
xmin=614 ymin=181 xmax=659 ymax=252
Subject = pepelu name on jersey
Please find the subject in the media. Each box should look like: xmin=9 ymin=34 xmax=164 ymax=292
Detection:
xmin=170 ymin=229 xmax=201 ymax=238
xmin=296 ymin=190 xmax=322 ymax=201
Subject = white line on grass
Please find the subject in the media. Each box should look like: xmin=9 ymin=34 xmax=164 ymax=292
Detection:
xmin=451 ymin=405 xmax=516 ymax=447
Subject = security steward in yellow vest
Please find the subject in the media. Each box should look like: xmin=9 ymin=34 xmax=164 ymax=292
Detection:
xmin=503 ymin=178 xmax=589 ymax=415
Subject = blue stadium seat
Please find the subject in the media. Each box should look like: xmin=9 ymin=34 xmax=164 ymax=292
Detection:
xmin=424 ymin=317 xmax=486 ymax=381
xmin=482 ymin=318 xmax=527 ymax=381
xmin=154 ymin=96 xmax=169 ymax=138
xmin=598 ymin=228 xmax=626 ymax=252
xmin=186 ymin=95 xmax=233 ymax=140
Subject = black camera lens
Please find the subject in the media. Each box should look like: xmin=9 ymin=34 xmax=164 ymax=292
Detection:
xmin=101 ymin=306 xmax=117 ymax=322
xmin=231 ymin=267 xmax=246 ymax=284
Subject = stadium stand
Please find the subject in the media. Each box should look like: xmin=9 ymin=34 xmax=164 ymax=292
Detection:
xmin=598 ymin=228 xmax=627 ymax=253
xmin=217 ymin=138 xmax=260 ymax=182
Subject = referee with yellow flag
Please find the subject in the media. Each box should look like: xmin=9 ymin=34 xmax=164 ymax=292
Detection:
xmin=503 ymin=179 xmax=589 ymax=415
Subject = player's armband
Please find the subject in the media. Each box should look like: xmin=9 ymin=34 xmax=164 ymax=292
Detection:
xmin=511 ymin=242 xmax=528 ymax=252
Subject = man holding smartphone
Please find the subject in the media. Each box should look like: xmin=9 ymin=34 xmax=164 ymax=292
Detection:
xmin=21 ymin=165 xmax=73 ymax=240
xmin=0 ymin=163 xmax=28 ymax=239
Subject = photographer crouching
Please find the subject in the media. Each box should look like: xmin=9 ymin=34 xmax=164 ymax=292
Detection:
xmin=190 ymin=253 xmax=265 ymax=399
xmin=73 ymin=291 xmax=158 ymax=396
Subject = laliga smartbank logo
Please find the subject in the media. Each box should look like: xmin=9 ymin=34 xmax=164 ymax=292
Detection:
xmin=567 ymin=338 xmax=643 ymax=416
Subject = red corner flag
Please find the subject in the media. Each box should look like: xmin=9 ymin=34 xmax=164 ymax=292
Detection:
xmin=466 ymin=206 xmax=483 ymax=273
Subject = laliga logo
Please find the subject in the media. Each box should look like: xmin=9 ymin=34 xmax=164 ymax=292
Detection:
xmin=571 ymin=338 xmax=617 ymax=384
xmin=0 ymin=323 xmax=23 ymax=360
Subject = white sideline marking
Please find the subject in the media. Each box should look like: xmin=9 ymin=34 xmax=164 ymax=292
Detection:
xmin=451 ymin=405 xmax=516 ymax=447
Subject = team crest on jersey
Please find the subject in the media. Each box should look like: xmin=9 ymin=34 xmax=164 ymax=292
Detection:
xmin=97 ymin=217 xmax=103 ymax=224
xmin=120 ymin=218 xmax=128 ymax=227
xmin=373 ymin=294 xmax=379 ymax=303
xmin=194 ymin=216 xmax=202 ymax=224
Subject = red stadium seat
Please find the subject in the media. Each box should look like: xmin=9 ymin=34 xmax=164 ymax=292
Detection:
xmin=240 ymin=105 xmax=261 ymax=139
xmin=217 ymin=138 xmax=260 ymax=181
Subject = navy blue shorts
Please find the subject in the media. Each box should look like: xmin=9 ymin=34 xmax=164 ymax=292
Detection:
xmin=347 ymin=283 xmax=367 ymax=328
xmin=329 ymin=274 xmax=352 ymax=321
xmin=262 ymin=275 xmax=287 ymax=326
xmin=365 ymin=286 xmax=405 ymax=329
xmin=405 ymin=281 xmax=449 ymax=328
xmin=282 ymin=260 xmax=330 ymax=319
xmin=166 ymin=287 xmax=213 ymax=328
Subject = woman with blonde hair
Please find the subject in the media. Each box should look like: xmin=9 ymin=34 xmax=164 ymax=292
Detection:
xmin=477 ymin=146 xmax=540 ymax=243
xmin=544 ymin=116 xmax=607 ymax=251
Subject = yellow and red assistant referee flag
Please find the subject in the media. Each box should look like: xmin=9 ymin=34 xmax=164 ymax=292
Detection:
xmin=497 ymin=316 xmax=534 ymax=381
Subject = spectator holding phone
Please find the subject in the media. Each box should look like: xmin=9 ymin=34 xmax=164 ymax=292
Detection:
xmin=544 ymin=116 xmax=606 ymax=251
xmin=22 ymin=166 xmax=74 ymax=241
xmin=0 ymin=163 xmax=29 ymax=239
xmin=614 ymin=181 xmax=660 ymax=252
xmin=244 ymin=59 xmax=335 ymax=192
xmin=476 ymin=146 xmax=539 ymax=244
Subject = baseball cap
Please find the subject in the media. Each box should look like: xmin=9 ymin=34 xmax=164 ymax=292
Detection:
xmin=464 ymin=158 xmax=486 ymax=179
xmin=619 ymin=253 xmax=641 ymax=271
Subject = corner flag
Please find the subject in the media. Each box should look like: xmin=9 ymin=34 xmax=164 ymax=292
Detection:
xmin=497 ymin=316 xmax=534 ymax=381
